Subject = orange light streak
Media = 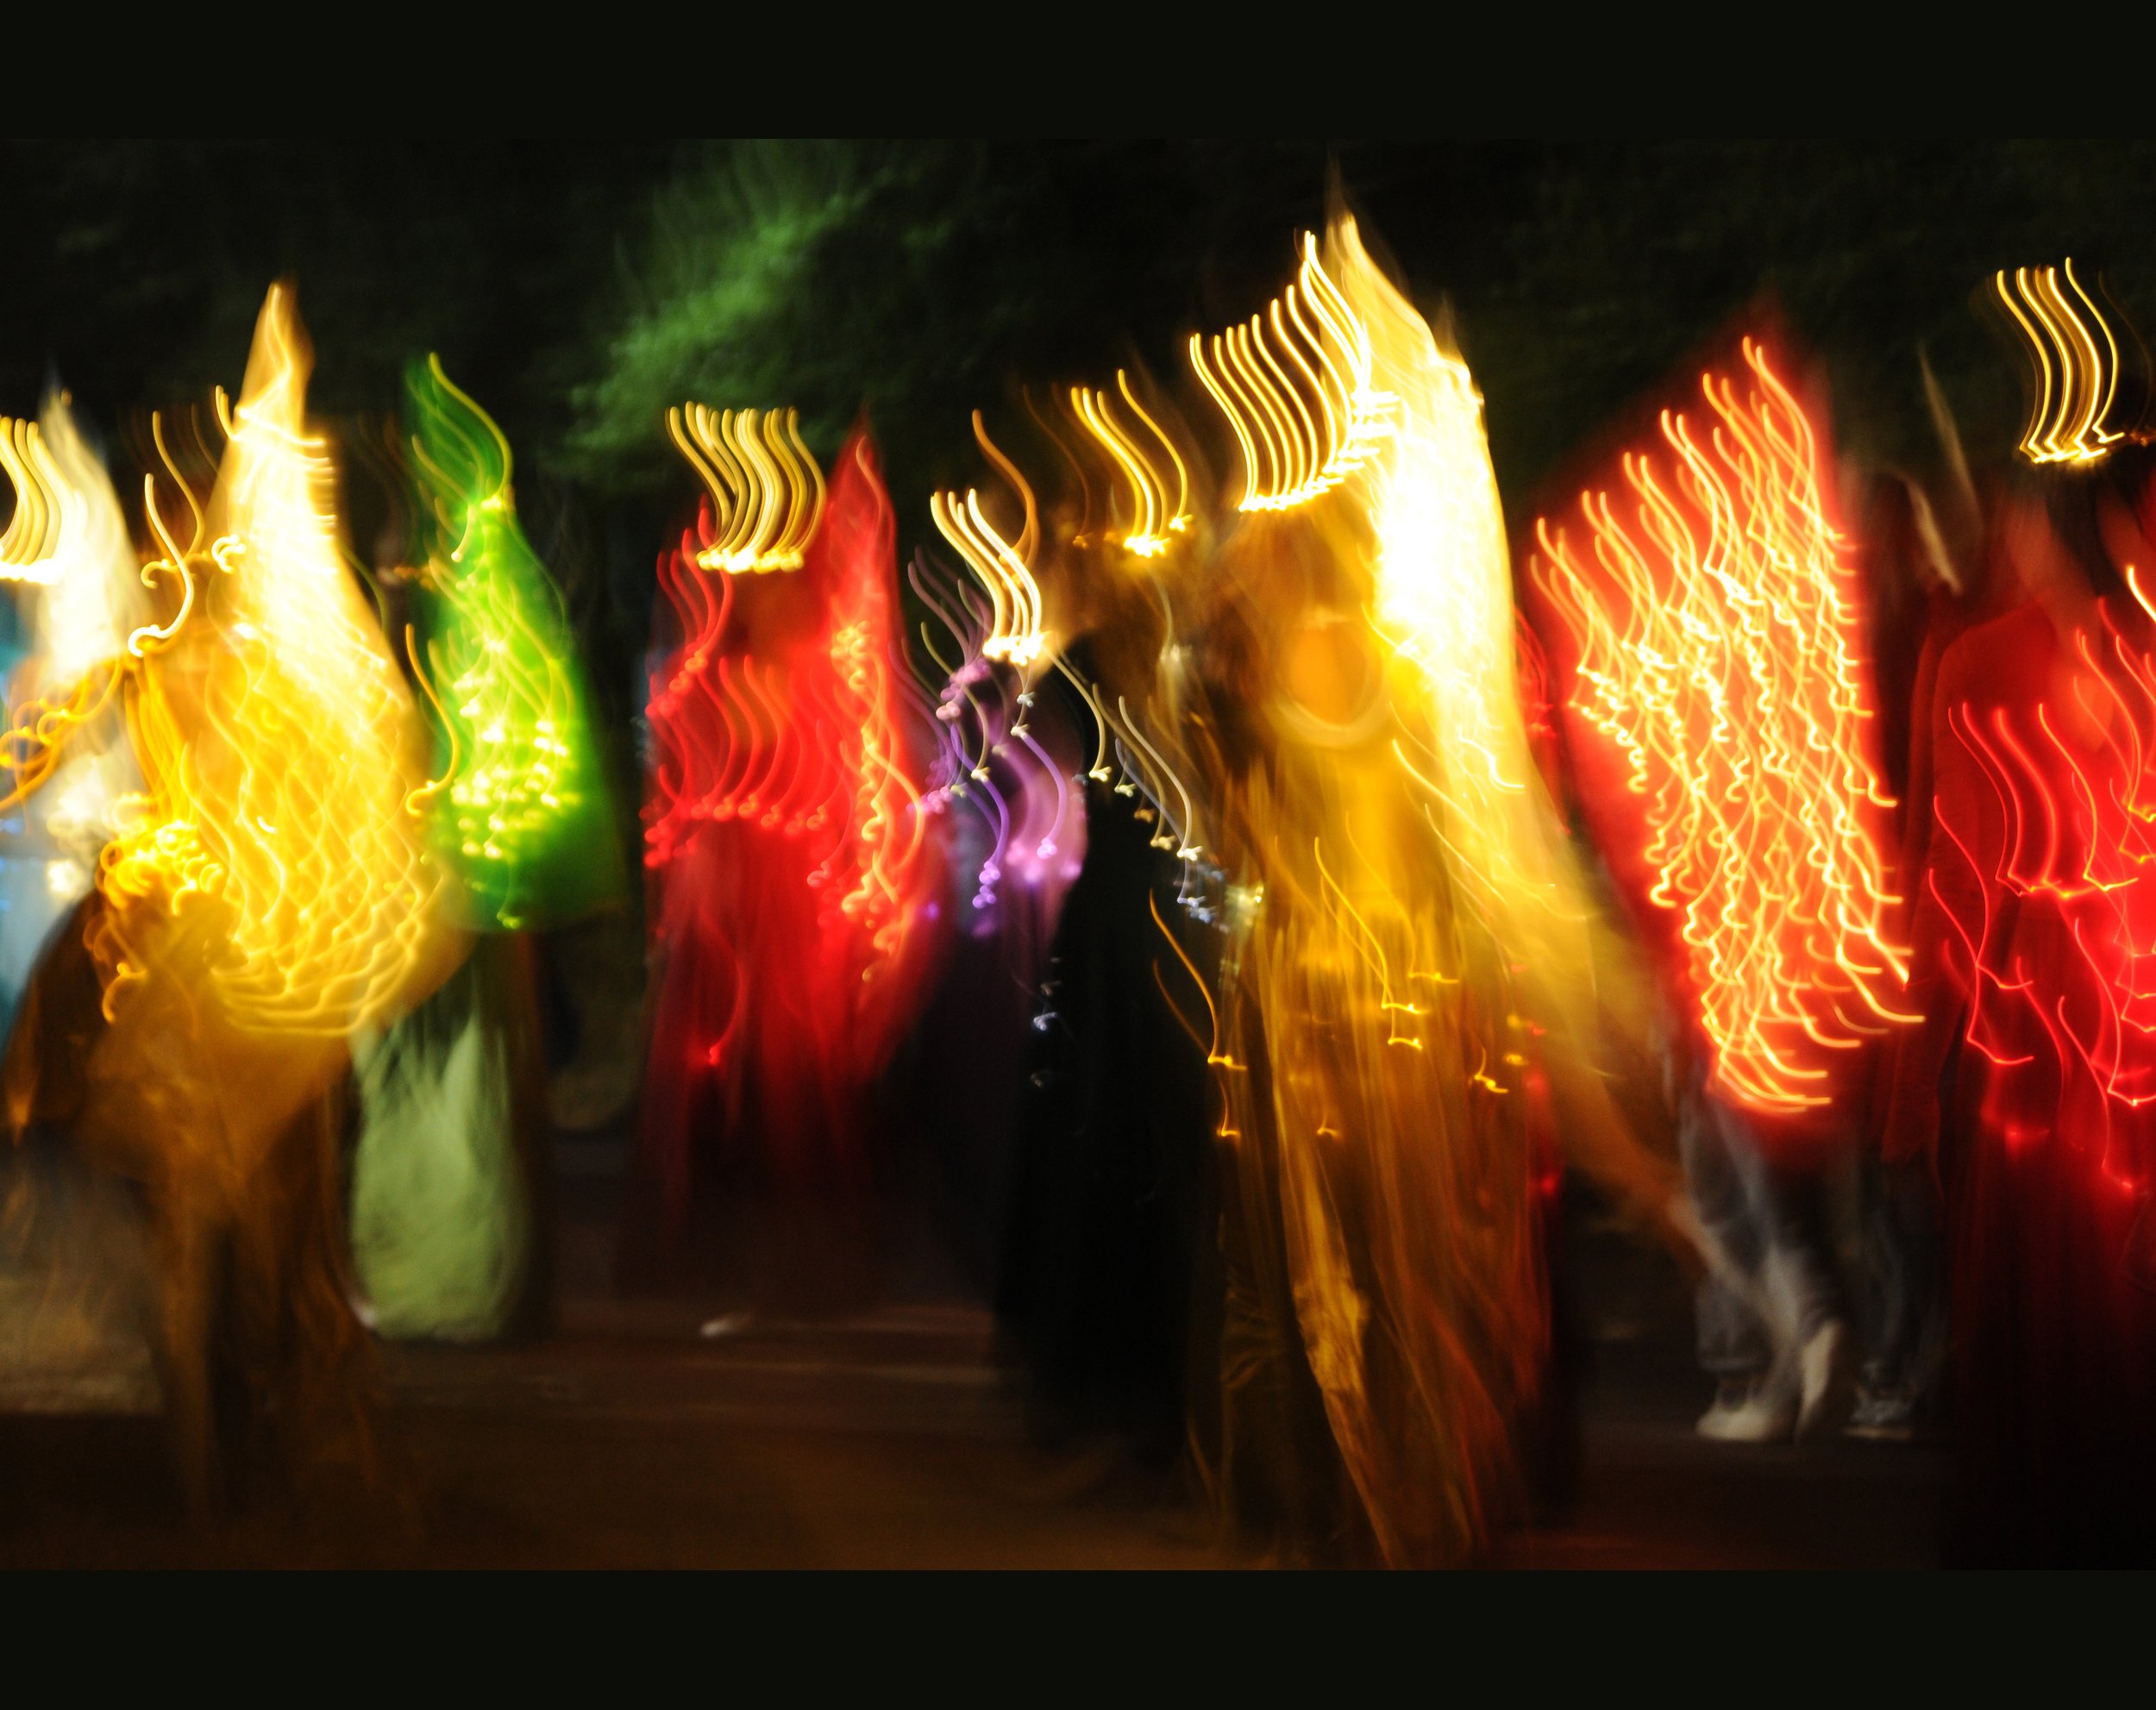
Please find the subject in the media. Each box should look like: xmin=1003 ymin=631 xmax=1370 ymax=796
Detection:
xmin=0 ymin=418 xmax=67 ymax=583
xmin=667 ymin=404 xmax=826 ymax=573
xmin=1069 ymin=373 xmax=1190 ymax=557
xmin=1188 ymin=232 xmax=1392 ymax=512
xmin=1151 ymin=216 xmax=1682 ymax=1567
xmin=1531 ymin=341 xmax=1912 ymax=1112
xmin=930 ymin=485 xmax=1047 ymax=669
xmin=1996 ymin=260 xmax=2123 ymax=467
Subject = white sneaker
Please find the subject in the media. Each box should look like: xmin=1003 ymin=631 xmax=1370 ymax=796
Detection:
xmin=1845 ymin=1387 xmax=1917 ymax=1442
xmin=1696 ymin=1377 xmax=1796 ymax=1444
xmin=1796 ymin=1320 xmax=1856 ymax=1442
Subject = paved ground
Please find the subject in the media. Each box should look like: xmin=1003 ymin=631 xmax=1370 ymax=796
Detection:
xmin=0 ymin=1141 xmax=1949 ymax=1569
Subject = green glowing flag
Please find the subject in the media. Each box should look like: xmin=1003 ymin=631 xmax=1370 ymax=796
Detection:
xmin=404 ymin=355 xmax=625 ymax=931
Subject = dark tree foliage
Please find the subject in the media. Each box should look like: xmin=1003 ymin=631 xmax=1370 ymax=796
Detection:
xmin=0 ymin=139 xmax=675 ymax=460
xmin=565 ymin=141 xmax=1339 ymax=517
xmin=9 ymin=140 xmax=2156 ymax=555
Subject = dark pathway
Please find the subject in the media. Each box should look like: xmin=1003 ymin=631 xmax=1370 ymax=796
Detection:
xmin=0 ymin=1138 xmax=1947 ymax=1569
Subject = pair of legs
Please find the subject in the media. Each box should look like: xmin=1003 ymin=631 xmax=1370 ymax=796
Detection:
xmin=1850 ymin=1151 xmax=1943 ymax=1435
xmin=1676 ymin=1057 xmax=1850 ymax=1440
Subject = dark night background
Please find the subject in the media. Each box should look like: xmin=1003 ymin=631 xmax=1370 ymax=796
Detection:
xmin=8 ymin=139 xmax=2147 ymax=1567
xmin=5 ymin=138 xmax=2153 ymax=691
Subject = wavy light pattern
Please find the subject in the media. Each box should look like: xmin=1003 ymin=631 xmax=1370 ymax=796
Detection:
xmin=1188 ymin=232 xmax=1393 ymax=513
xmin=92 ymin=285 xmax=443 ymax=1034
xmin=0 ymin=419 xmax=72 ymax=585
xmin=1531 ymin=341 xmax=1911 ymax=1112
xmin=667 ymin=404 xmax=826 ymax=573
xmin=1933 ymin=594 xmax=2156 ymax=1193
xmin=1082 ymin=215 xmax=1682 ymax=1568
xmin=404 ymin=355 xmax=621 ymax=930
xmin=0 ymin=396 xmax=146 ymax=836
xmin=644 ymin=427 xmax=932 ymax=1013
xmin=1069 ymin=373 xmax=1190 ymax=557
xmin=909 ymin=551 xmax=1080 ymax=921
xmin=930 ymin=486 xmax=1047 ymax=668
xmin=1996 ymin=260 xmax=2124 ymax=467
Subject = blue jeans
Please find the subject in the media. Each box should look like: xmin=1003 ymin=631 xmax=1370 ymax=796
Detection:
xmin=1855 ymin=1152 xmax=1942 ymax=1399
xmin=1676 ymin=1059 xmax=1840 ymax=1378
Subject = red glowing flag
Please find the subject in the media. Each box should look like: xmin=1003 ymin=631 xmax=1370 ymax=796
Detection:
xmin=631 ymin=429 xmax=940 ymax=1280
xmin=1912 ymin=586 xmax=2156 ymax=1200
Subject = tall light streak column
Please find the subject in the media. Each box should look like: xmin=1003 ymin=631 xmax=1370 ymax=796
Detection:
xmin=348 ymin=357 xmax=625 ymax=1341
xmin=628 ymin=416 xmax=938 ymax=1305
xmin=6 ymin=285 xmax=457 ymax=1508
xmin=1166 ymin=217 xmax=1677 ymax=1564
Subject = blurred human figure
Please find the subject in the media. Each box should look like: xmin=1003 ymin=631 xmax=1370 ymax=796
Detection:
xmin=1884 ymin=445 xmax=2156 ymax=1560
xmin=1531 ymin=341 xmax=1903 ymax=1450
xmin=1070 ymin=216 xmax=1695 ymax=1564
xmin=1843 ymin=453 xmax=1980 ymax=1441
xmin=345 ymin=359 xmax=624 ymax=1344
xmin=624 ymin=425 xmax=940 ymax=1314
xmin=992 ymin=640 xmax=1207 ymax=1470
xmin=5 ymin=288 xmax=460 ymax=1513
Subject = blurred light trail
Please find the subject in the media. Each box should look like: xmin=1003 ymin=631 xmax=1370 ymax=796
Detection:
xmin=93 ymin=285 xmax=448 ymax=1035
xmin=404 ymin=354 xmax=624 ymax=930
xmin=667 ymin=404 xmax=825 ymax=573
xmin=1531 ymin=341 xmax=1911 ymax=1115
xmin=636 ymin=416 xmax=938 ymax=1275
xmin=346 ymin=357 xmax=623 ymax=1342
xmin=2 ymin=286 xmax=455 ymax=1512
xmin=0 ymin=392 xmax=146 ymax=1023
xmin=909 ymin=549 xmax=1082 ymax=922
xmin=1188 ymin=232 xmax=1392 ymax=513
xmin=1930 ymin=588 xmax=2156 ymax=1191
xmin=931 ymin=486 xmax=1047 ymax=669
xmin=1109 ymin=215 xmax=1683 ymax=1567
xmin=1069 ymin=373 xmax=1190 ymax=558
xmin=1996 ymin=260 xmax=2124 ymax=467
xmin=0 ymin=418 xmax=72 ymax=584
